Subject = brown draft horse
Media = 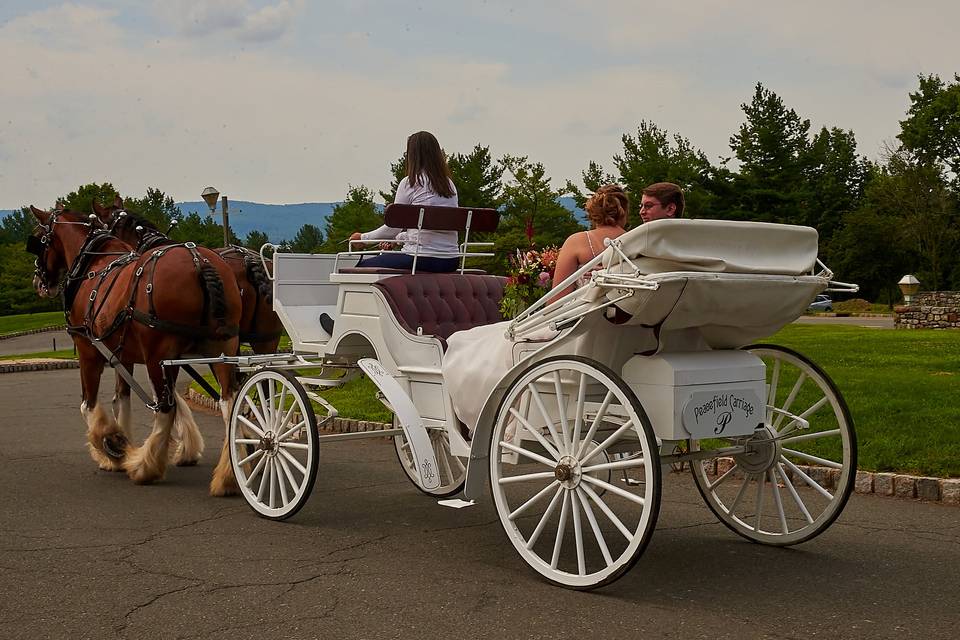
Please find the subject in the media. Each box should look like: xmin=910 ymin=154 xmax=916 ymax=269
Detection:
xmin=92 ymin=197 xmax=283 ymax=354
xmin=28 ymin=206 xmax=242 ymax=495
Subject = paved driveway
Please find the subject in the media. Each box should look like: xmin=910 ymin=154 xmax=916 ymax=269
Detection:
xmin=0 ymin=329 xmax=73 ymax=355
xmin=1 ymin=368 xmax=956 ymax=639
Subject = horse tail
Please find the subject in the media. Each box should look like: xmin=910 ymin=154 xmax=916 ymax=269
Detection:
xmin=198 ymin=261 xmax=230 ymax=337
xmin=244 ymin=253 xmax=273 ymax=304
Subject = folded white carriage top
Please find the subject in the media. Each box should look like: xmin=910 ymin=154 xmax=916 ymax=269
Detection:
xmin=581 ymin=218 xmax=828 ymax=349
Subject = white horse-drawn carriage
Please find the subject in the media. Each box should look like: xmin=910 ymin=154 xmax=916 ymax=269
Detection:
xmin=169 ymin=204 xmax=859 ymax=589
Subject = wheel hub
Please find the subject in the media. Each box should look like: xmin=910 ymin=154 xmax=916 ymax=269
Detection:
xmin=554 ymin=455 xmax=582 ymax=489
xmin=734 ymin=426 xmax=780 ymax=474
xmin=259 ymin=431 xmax=277 ymax=454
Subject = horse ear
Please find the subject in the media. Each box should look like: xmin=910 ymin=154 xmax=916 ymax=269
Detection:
xmin=113 ymin=195 xmax=123 ymax=209
xmin=29 ymin=205 xmax=50 ymax=224
xmin=91 ymin=200 xmax=106 ymax=216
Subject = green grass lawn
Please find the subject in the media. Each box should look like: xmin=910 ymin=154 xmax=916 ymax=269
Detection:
xmin=180 ymin=324 xmax=960 ymax=478
xmin=0 ymin=311 xmax=64 ymax=336
xmin=0 ymin=349 xmax=76 ymax=361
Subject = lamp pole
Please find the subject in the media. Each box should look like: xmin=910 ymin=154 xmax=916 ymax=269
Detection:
xmin=221 ymin=195 xmax=230 ymax=248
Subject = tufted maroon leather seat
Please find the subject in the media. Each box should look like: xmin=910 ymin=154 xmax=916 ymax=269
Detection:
xmin=373 ymin=273 xmax=507 ymax=349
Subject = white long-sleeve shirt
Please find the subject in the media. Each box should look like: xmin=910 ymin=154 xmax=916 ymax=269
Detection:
xmin=361 ymin=175 xmax=459 ymax=256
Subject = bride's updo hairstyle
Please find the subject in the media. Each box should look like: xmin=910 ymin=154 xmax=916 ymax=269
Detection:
xmin=585 ymin=184 xmax=629 ymax=228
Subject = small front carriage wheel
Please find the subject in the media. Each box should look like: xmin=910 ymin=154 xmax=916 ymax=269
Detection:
xmin=394 ymin=418 xmax=467 ymax=497
xmin=230 ymin=369 xmax=319 ymax=520
xmin=489 ymin=356 xmax=661 ymax=590
xmin=690 ymin=345 xmax=857 ymax=545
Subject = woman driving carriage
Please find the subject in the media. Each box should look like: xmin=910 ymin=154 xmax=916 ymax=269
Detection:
xmin=350 ymin=130 xmax=460 ymax=272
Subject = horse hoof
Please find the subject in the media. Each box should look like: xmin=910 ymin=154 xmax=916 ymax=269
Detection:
xmin=209 ymin=480 xmax=239 ymax=497
xmin=176 ymin=459 xmax=199 ymax=467
xmin=102 ymin=434 xmax=128 ymax=460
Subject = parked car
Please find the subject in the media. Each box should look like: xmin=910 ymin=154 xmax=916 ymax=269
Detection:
xmin=808 ymin=294 xmax=833 ymax=312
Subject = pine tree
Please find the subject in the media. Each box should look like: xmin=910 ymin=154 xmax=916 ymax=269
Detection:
xmin=321 ymin=185 xmax=383 ymax=252
xmin=289 ymin=224 xmax=325 ymax=253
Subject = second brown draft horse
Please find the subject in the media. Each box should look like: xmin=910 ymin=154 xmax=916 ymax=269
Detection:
xmin=28 ymin=205 xmax=242 ymax=495
xmin=92 ymin=197 xmax=283 ymax=354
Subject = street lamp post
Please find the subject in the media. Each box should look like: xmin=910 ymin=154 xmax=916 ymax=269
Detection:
xmin=201 ymin=186 xmax=232 ymax=248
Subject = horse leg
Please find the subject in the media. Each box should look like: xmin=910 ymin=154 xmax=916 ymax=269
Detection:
xmin=171 ymin=391 xmax=205 ymax=466
xmin=78 ymin=348 xmax=128 ymax=471
xmin=209 ymin=362 xmax=240 ymax=496
xmin=123 ymin=362 xmax=177 ymax=485
xmin=111 ymin=365 xmax=133 ymax=441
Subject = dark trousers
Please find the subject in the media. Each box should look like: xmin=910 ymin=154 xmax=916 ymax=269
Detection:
xmin=357 ymin=253 xmax=459 ymax=272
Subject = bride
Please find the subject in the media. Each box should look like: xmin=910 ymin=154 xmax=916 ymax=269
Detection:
xmin=442 ymin=184 xmax=631 ymax=432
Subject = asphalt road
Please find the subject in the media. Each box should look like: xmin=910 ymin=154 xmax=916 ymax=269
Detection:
xmin=1 ymin=368 xmax=957 ymax=640
xmin=0 ymin=329 xmax=73 ymax=355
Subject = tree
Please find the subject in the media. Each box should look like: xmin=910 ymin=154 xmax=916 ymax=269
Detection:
xmin=729 ymin=83 xmax=811 ymax=223
xmin=0 ymin=243 xmax=59 ymax=314
xmin=564 ymin=161 xmax=617 ymax=211
xmin=123 ymin=188 xmax=180 ymax=231
xmin=244 ymin=230 xmax=270 ymax=250
xmin=828 ymin=205 xmax=912 ymax=304
xmin=898 ymin=73 xmax=960 ymax=182
xmin=321 ymin=185 xmax=383 ymax=252
xmin=170 ymin=210 xmax=236 ymax=248
xmin=0 ymin=208 xmax=36 ymax=244
xmin=289 ymin=224 xmax=325 ymax=253
xmin=497 ymin=155 xmax=582 ymax=269
xmin=60 ymin=182 xmax=121 ymax=214
xmin=802 ymin=126 xmax=872 ymax=243
xmin=449 ymin=145 xmax=503 ymax=209
xmin=379 ymin=153 xmax=407 ymax=204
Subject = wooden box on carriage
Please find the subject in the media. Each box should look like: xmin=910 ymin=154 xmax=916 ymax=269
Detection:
xmin=622 ymin=351 xmax=766 ymax=441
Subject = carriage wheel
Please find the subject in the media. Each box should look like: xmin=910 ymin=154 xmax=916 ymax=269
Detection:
xmin=394 ymin=418 xmax=467 ymax=497
xmin=230 ymin=369 xmax=319 ymax=520
xmin=489 ymin=356 xmax=661 ymax=590
xmin=691 ymin=345 xmax=856 ymax=545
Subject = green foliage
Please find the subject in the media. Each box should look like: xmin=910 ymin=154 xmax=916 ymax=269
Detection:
xmin=379 ymin=152 xmax=407 ymax=204
xmin=289 ymin=223 xmax=325 ymax=253
xmin=170 ymin=210 xmax=236 ymax=248
xmin=495 ymin=155 xmax=582 ymax=271
xmin=728 ymin=83 xmax=811 ymax=223
xmin=60 ymin=182 xmax=121 ymax=214
xmin=0 ymin=208 xmax=36 ymax=244
xmin=828 ymin=205 xmax=911 ymax=304
xmin=898 ymin=73 xmax=960 ymax=181
xmin=449 ymin=145 xmax=503 ymax=209
xmin=243 ymin=230 xmax=270 ymax=250
xmin=123 ymin=188 xmax=180 ymax=231
xmin=321 ymin=185 xmax=383 ymax=252
xmin=803 ymin=127 xmax=872 ymax=242
xmin=564 ymin=161 xmax=617 ymax=211
xmin=0 ymin=244 xmax=59 ymax=315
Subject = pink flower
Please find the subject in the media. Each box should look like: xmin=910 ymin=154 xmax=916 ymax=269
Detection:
xmin=538 ymin=271 xmax=551 ymax=286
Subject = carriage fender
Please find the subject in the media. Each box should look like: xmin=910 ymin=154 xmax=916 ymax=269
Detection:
xmin=358 ymin=358 xmax=441 ymax=491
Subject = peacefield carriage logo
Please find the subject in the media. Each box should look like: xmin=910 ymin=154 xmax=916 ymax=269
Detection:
xmin=682 ymin=390 xmax=761 ymax=438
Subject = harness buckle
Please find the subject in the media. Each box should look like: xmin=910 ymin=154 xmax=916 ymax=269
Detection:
xmin=184 ymin=242 xmax=197 ymax=249
xmin=145 ymin=283 xmax=153 ymax=294
xmin=88 ymin=271 xmax=96 ymax=279
xmin=135 ymin=266 xmax=144 ymax=277
xmin=89 ymin=290 xmax=98 ymax=301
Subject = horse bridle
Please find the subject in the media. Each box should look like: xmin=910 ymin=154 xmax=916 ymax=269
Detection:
xmin=26 ymin=211 xmax=92 ymax=294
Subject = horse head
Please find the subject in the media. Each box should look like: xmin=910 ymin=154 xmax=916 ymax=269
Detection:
xmin=27 ymin=205 xmax=92 ymax=298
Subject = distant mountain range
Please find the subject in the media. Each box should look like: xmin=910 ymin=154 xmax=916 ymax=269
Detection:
xmin=2 ymin=198 xmax=586 ymax=243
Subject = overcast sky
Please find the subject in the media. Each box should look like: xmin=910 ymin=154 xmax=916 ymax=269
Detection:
xmin=2 ymin=1 xmax=958 ymax=209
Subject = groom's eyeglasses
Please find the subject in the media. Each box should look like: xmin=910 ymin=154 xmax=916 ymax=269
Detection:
xmin=639 ymin=201 xmax=664 ymax=211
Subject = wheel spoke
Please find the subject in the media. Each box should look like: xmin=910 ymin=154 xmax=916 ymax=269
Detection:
xmin=581 ymin=474 xmax=645 ymax=505
xmin=267 ymin=378 xmax=276 ymax=430
xmin=781 ymin=456 xmax=833 ymax=500
xmin=274 ymin=383 xmax=287 ymax=431
xmin=754 ymin=471 xmax=766 ymax=531
xmin=277 ymin=420 xmax=307 ymax=442
xmin=277 ymin=451 xmax=301 ymax=491
xmin=575 ymin=489 xmax=613 ymax=567
xmin=234 ymin=438 xmax=261 ymax=445
xmin=579 ymin=482 xmax=633 ymax=541
xmin=279 ymin=441 xmax=310 ymax=451
xmin=708 ymin=463 xmax=739 ymax=490
xmin=509 ymin=480 xmax=560 ymax=520
xmin=526 ymin=486 xmax=565 ymax=549
xmin=237 ymin=448 xmax=264 ymax=467
xmin=782 ymin=447 xmax=843 ymax=469
xmin=279 ymin=447 xmax=308 ymax=476
xmin=552 ymin=371 xmax=572 ymax=454
xmin=276 ymin=457 xmax=289 ymax=505
xmin=777 ymin=462 xmax=814 ymax=524
xmin=509 ymin=408 xmax=561 ymax=460
xmin=581 ymin=456 xmax=645 ymax=474
xmin=528 ymin=383 xmax=565 ymax=455
xmin=774 ymin=372 xmax=807 ymax=428
xmin=245 ymin=453 xmax=268 ymax=488
xmin=781 ymin=428 xmax=841 ymax=444
xmin=438 ymin=440 xmax=454 ymax=483
xmin=728 ymin=473 xmax=752 ymax=515
xmin=571 ymin=487 xmax=585 ymax=575
xmin=257 ymin=382 xmax=272 ymax=432
xmin=767 ymin=358 xmax=781 ymax=424
xmin=778 ymin=396 xmax=830 ymax=436
xmin=256 ymin=456 xmax=271 ymax=501
xmin=551 ymin=491 xmax=571 ymax=569
xmin=499 ymin=440 xmax=557 ymax=468
xmin=269 ymin=458 xmax=278 ymax=508
xmin=770 ymin=468 xmax=789 ymax=534
xmin=575 ymin=391 xmax=613 ymax=459
xmin=277 ymin=400 xmax=298 ymax=433
xmin=237 ymin=413 xmax=266 ymax=438
xmin=571 ymin=372 xmax=587 ymax=455
xmin=498 ymin=471 xmax=557 ymax=485
xmin=243 ymin=396 xmax=268 ymax=433
xmin=585 ymin=419 xmax=634 ymax=461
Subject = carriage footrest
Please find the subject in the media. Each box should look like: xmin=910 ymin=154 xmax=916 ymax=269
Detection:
xmin=437 ymin=498 xmax=476 ymax=509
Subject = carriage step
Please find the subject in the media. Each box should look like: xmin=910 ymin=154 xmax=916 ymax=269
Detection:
xmin=437 ymin=498 xmax=476 ymax=509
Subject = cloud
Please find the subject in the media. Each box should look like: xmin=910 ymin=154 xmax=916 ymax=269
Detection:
xmin=154 ymin=0 xmax=301 ymax=42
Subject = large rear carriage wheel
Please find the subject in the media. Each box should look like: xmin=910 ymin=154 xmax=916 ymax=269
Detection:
xmin=230 ymin=369 xmax=319 ymax=520
xmin=691 ymin=345 xmax=856 ymax=545
xmin=490 ymin=356 xmax=661 ymax=590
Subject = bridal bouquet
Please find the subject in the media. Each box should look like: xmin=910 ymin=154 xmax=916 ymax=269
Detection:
xmin=499 ymin=246 xmax=560 ymax=319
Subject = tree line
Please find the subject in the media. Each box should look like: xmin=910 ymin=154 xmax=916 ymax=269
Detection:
xmin=2 ymin=75 xmax=958 ymax=314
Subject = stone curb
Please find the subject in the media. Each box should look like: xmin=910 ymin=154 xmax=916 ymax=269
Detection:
xmin=0 ymin=359 xmax=79 ymax=374
xmin=0 ymin=325 xmax=67 ymax=341
xmin=704 ymin=457 xmax=959 ymax=507
xmin=184 ymin=388 xmax=393 ymax=437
